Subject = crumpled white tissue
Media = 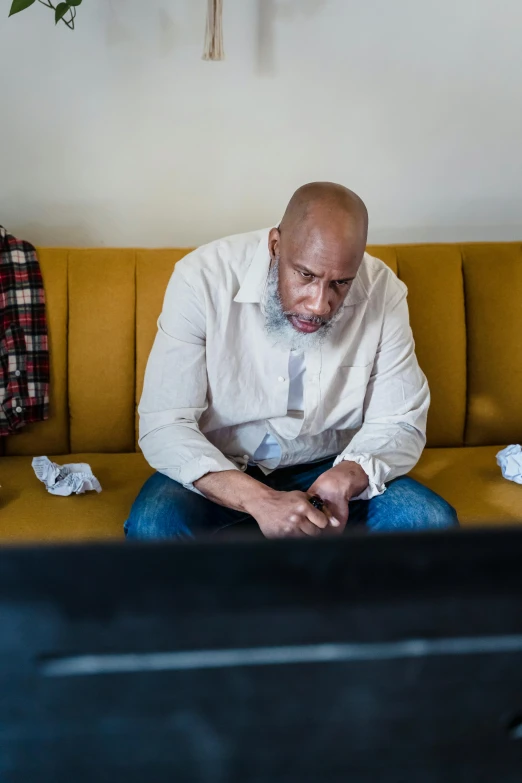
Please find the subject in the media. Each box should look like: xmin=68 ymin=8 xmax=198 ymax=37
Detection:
xmin=32 ymin=456 xmax=102 ymax=496
xmin=496 ymin=445 xmax=522 ymax=485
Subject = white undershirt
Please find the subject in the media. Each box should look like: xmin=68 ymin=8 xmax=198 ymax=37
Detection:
xmin=252 ymin=349 xmax=305 ymax=463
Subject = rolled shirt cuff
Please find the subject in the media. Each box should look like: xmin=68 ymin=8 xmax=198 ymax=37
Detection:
xmin=178 ymin=453 xmax=241 ymax=495
xmin=332 ymin=452 xmax=388 ymax=501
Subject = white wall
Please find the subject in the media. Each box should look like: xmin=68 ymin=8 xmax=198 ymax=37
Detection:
xmin=1 ymin=0 xmax=521 ymax=248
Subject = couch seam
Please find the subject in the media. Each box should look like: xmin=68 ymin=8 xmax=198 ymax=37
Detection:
xmin=461 ymin=246 xmax=470 ymax=447
xmin=134 ymin=249 xmax=139 ymax=453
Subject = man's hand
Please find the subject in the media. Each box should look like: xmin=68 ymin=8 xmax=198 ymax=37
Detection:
xmin=194 ymin=470 xmax=329 ymax=538
xmin=194 ymin=461 xmax=369 ymax=540
xmin=246 ymin=488 xmax=330 ymax=539
xmin=307 ymin=460 xmax=369 ymax=534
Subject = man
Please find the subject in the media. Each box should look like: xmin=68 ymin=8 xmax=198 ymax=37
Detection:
xmin=125 ymin=182 xmax=457 ymax=540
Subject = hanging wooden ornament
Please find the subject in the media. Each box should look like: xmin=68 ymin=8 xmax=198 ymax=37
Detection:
xmin=203 ymin=0 xmax=225 ymax=61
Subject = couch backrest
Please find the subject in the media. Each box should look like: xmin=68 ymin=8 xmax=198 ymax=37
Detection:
xmin=2 ymin=242 xmax=521 ymax=457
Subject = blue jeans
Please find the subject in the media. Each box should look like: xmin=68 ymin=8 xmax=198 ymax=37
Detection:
xmin=125 ymin=457 xmax=458 ymax=541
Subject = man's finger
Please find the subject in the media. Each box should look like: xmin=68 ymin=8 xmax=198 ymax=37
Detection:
xmin=305 ymin=506 xmax=329 ymax=529
xmin=325 ymin=499 xmax=349 ymax=528
xmin=299 ymin=520 xmax=322 ymax=537
xmin=300 ymin=497 xmax=329 ymax=529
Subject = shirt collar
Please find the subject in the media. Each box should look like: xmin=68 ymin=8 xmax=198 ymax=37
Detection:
xmin=343 ymin=259 xmax=369 ymax=307
xmin=233 ymin=230 xmax=369 ymax=308
xmin=233 ymin=230 xmax=272 ymax=304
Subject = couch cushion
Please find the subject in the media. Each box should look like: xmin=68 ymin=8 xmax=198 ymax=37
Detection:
xmin=462 ymin=243 xmax=522 ymax=446
xmin=0 ymin=453 xmax=153 ymax=543
xmin=410 ymin=445 xmax=522 ymax=526
xmin=396 ymin=245 xmax=467 ymax=448
xmin=0 ymin=447 xmax=519 ymax=544
xmin=68 ymin=250 xmax=137 ymax=453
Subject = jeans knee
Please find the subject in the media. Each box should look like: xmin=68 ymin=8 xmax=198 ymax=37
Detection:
xmin=124 ymin=473 xmax=199 ymax=541
xmin=124 ymin=506 xmax=175 ymax=540
xmin=365 ymin=477 xmax=459 ymax=533
xmin=124 ymin=512 xmax=160 ymax=540
xmin=429 ymin=496 xmax=459 ymax=529
xmin=125 ymin=504 xmax=193 ymax=541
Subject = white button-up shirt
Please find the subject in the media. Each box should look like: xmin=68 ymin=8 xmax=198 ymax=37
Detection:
xmin=139 ymin=229 xmax=430 ymax=500
xmin=253 ymin=349 xmax=305 ymax=464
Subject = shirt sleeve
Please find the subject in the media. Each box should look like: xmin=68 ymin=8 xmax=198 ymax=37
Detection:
xmin=0 ymin=237 xmax=49 ymax=436
xmin=334 ymin=285 xmax=430 ymax=500
xmin=138 ymin=263 xmax=240 ymax=494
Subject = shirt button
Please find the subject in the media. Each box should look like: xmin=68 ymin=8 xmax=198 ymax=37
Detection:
xmin=15 ymin=370 xmax=21 ymax=377
xmin=278 ymin=376 xmax=286 ymax=382
xmin=15 ymin=406 xmax=22 ymax=413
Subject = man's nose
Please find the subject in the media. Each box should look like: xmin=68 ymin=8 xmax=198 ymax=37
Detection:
xmin=305 ymin=287 xmax=331 ymax=318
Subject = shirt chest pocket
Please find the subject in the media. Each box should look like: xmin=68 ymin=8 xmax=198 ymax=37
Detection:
xmin=321 ymin=363 xmax=373 ymax=431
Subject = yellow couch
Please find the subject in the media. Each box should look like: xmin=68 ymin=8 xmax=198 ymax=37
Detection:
xmin=1 ymin=243 xmax=521 ymax=542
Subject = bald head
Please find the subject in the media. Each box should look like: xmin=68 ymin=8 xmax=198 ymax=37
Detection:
xmin=279 ymin=181 xmax=368 ymax=239
xmin=267 ymin=182 xmax=368 ymax=339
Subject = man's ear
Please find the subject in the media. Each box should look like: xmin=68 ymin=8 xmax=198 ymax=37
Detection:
xmin=268 ymin=227 xmax=280 ymax=265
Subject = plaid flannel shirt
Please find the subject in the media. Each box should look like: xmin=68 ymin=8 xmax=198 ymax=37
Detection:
xmin=0 ymin=226 xmax=49 ymax=436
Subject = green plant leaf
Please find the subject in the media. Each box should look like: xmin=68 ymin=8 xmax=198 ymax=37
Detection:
xmin=9 ymin=0 xmax=37 ymax=17
xmin=68 ymin=0 xmax=82 ymax=5
xmin=55 ymin=2 xmax=71 ymax=23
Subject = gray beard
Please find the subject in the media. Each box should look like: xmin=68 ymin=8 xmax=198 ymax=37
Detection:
xmin=262 ymin=258 xmax=345 ymax=352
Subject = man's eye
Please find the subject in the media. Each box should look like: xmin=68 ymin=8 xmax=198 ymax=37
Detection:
xmin=300 ymin=272 xmax=314 ymax=280
xmin=336 ymin=281 xmax=351 ymax=287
